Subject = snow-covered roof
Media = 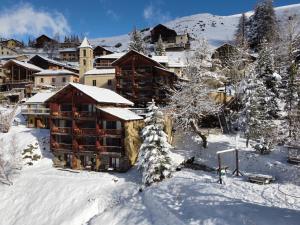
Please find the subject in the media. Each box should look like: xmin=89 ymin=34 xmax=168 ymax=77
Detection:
xmin=79 ymin=37 xmax=92 ymax=48
xmin=97 ymin=107 xmax=143 ymax=121
xmin=151 ymin=56 xmax=169 ymax=64
xmin=59 ymin=48 xmax=78 ymax=52
xmin=84 ymin=68 xmax=115 ymax=76
xmin=25 ymin=92 xmax=55 ymax=104
xmin=31 ymin=55 xmax=79 ymax=71
xmin=34 ymin=69 xmax=78 ymax=76
xmin=168 ymin=60 xmax=186 ymax=68
xmin=67 ymin=83 xmax=134 ymax=106
xmin=97 ymin=52 xmax=125 ymax=59
xmin=4 ymin=59 xmax=42 ymax=71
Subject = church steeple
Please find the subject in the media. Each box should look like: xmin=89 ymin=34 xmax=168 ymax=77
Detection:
xmin=79 ymin=37 xmax=93 ymax=82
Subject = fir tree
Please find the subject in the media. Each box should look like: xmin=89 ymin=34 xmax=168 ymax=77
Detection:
xmin=242 ymin=77 xmax=279 ymax=153
xmin=248 ymin=0 xmax=279 ymax=49
xmin=155 ymin=35 xmax=166 ymax=56
xmin=235 ymin=13 xmax=248 ymax=49
xmin=138 ymin=101 xmax=173 ymax=186
xmin=129 ymin=27 xmax=146 ymax=54
xmin=255 ymin=40 xmax=281 ymax=118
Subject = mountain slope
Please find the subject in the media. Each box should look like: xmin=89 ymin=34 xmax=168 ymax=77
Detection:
xmin=90 ymin=4 xmax=300 ymax=51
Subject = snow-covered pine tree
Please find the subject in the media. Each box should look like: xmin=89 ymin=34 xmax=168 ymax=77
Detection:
xmin=248 ymin=0 xmax=279 ymax=49
xmin=155 ymin=35 xmax=166 ymax=56
xmin=242 ymin=77 xmax=279 ymax=153
xmin=129 ymin=27 xmax=146 ymax=54
xmin=256 ymin=40 xmax=281 ymax=118
xmin=168 ymin=39 xmax=220 ymax=148
xmin=235 ymin=13 xmax=248 ymax=49
xmin=138 ymin=100 xmax=173 ymax=186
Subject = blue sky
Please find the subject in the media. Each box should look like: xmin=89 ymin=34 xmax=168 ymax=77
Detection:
xmin=0 ymin=0 xmax=299 ymax=41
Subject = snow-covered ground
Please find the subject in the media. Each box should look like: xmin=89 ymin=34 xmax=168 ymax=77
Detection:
xmin=0 ymin=110 xmax=299 ymax=225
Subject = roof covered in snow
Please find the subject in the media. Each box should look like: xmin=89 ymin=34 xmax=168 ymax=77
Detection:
xmin=58 ymin=48 xmax=78 ymax=52
xmin=151 ymin=56 xmax=169 ymax=64
xmin=97 ymin=107 xmax=143 ymax=121
xmin=34 ymin=69 xmax=78 ymax=76
xmin=3 ymin=59 xmax=42 ymax=71
xmin=79 ymin=37 xmax=92 ymax=48
xmin=84 ymin=68 xmax=115 ymax=76
xmin=48 ymin=83 xmax=133 ymax=106
xmin=25 ymin=92 xmax=55 ymax=104
xmin=96 ymin=52 xmax=126 ymax=59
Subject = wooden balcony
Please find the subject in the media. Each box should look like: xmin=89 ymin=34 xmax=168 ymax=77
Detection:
xmin=97 ymin=146 xmax=122 ymax=153
xmin=51 ymin=127 xmax=72 ymax=134
xmin=51 ymin=111 xmax=72 ymax=118
xmin=104 ymin=129 xmax=122 ymax=136
xmin=72 ymin=128 xmax=122 ymax=136
xmin=78 ymin=145 xmax=97 ymax=152
xmin=51 ymin=142 xmax=72 ymax=151
xmin=21 ymin=108 xmax=50 ymax=115
xmin=73 ymin=111 xmax=96 ymax=120
xmin=73 ymin=128 xmax=98 ymax=136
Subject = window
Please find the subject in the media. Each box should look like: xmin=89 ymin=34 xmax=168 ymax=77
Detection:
xmin=83 ymin=49 xmax=86 ymax=57
xmin=60 ymin=104 xmax=72 ymax=112
xmin=106 ymin=138 xmax=121 ymax=146
xmin=40 ymin=78 xmax=44 ymax=83
xmin=110 ymin=157 xmax=120 ymax=169
xmin=83 ymin=59 xmax=86 ymax=66
xmin=52 ymin=78 xmax=56 ymax=83
xmin=62 ymin=77 xmax=66 ymax=82
xmin=107 ymin=79 xmax=112 ymax=86
xmin=92 ymin=80 xmax=96 ymax=86
xmin=106 ymin=121 xmax=116 ymax=129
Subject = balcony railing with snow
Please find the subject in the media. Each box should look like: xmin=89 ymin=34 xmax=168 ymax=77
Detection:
xmin=21 ymin=108 xmax=50 ymax=115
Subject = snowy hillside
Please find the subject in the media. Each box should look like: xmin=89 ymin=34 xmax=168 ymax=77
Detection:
xmin=1 ymin=110 xmax=300 ymax=225
xmin=90 ymin=4 xmax=300 ymax=51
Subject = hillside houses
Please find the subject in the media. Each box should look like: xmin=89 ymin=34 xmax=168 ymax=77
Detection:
xmin=150 ymin=24 xmax=190 ymax=51
xmin=34 ymin=69 xmax=79 ymax=88
xmin=0 ymin=43 xmax=18 ymax=56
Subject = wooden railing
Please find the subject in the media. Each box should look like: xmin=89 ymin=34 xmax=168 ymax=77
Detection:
xmin=51 ymin=111 xmax=72 ymax=117
xmin=21 ymin=108 xmax=50 ymax=115
xmin=51 ymin=142 xmax=72 ymax=150
xmin=78 ymin=145 xmax=97 ymax=152
xmin=73 ymin=111 xmax=96 ymax=119
xmin=51 ymin=127 xmax=72 ymax=134
xmin=73 ymin=128 xmax=97 ymax=135
xmin=72 ymin=128 xmax=122 ymax=136
xmin=97 ymin=146 xmax=122 ymax=153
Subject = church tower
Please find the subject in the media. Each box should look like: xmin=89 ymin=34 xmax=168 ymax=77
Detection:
xmin=79 ymin=37 xmax=93 ymax=82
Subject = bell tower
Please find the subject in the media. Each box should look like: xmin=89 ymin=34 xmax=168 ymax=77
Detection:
xmin=79 ymin=37 xmax=93 ymax=82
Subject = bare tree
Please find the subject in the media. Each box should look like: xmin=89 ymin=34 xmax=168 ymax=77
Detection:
xmin=0 ymin=135 xmax=22 ymax=185
xmin=168 ymin=39 xmax=221 ymax=148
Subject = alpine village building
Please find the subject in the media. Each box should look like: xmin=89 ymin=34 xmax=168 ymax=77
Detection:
xmin=46 ymin=82 xmax=143 ymax=171
xmin=112 ymin=50 xmax=178 ymax=107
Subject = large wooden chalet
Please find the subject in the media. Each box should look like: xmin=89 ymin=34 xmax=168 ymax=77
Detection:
xmin=93 ymin=46 xmax=113 ymax=58
xmin=46 ymin=83 xmax=143 ymax=171
xmin=150 ymin=24 xmax=177 ymax=43
xmin=34 ymin=35 xmax=57 ymax=48
xmin=112 ymin=50 xmax=177 ymax=107
xmin=2 ymin=59 xmax=42 ymax=90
